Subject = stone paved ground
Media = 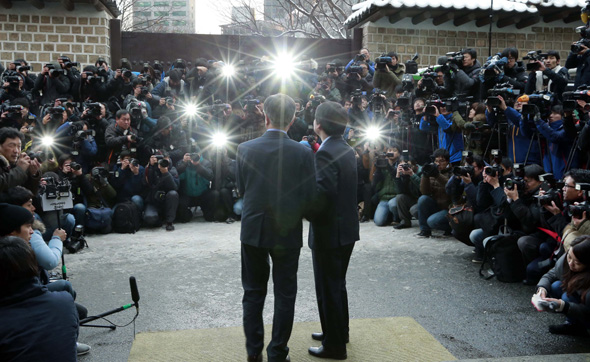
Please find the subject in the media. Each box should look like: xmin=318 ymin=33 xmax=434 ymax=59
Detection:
xmin=64 ymin=217 xmax=590 ymax=361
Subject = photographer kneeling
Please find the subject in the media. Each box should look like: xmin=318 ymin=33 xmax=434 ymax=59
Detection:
xmin=415 ymin=148 xmax=453 ymax=237
xmin=371 ymin=144 xmax=402 ymax=226
xmin=143 ymin=152 xmax=179 ymax=231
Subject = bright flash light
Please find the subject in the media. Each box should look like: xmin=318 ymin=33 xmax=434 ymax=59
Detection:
xmin=212 ymin=132 xmax=228 ymax=147
xmin=365 ymin=126 xmax=382 ymax=141
xmin=41 ymin=136 xmax=54 ymax=147
xmin=222 ymin=64 xmax=236 ymax=77
xmin=184 ymin=104 xmax=198 ymax=117
xmin=273 ymin=53 xmax=297 ymax=78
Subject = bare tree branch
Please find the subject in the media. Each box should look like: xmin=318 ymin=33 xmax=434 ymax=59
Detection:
xmin=217 ymin=0 xmax=354 ymax=39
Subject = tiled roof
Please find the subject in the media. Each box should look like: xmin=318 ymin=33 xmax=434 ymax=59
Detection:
xmin=345 ymin=0 xmax=585 ymax=26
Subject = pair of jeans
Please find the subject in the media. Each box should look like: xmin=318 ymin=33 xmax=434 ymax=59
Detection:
xmin=417 ymin=195 xmax=450 ymax=232
xmin=373 ymin=198 xmax=399 ymax=226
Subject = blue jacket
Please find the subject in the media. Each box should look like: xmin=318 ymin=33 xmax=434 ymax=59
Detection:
xmin=111 ymin=164 xmax=146 ymax=203
xmin=0 ymin=277 xmax=78 ymax=362
xmin=487 ymin=107 xmax=541 ymax=165
xmin=534 ymin=118 xmax=578 ymax=180
xmin=420 ymin=112 xmax=464 ymax=163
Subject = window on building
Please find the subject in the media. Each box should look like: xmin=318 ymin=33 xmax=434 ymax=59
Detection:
xmin=135 ymin=1 xmax=151 ymax=7
xmin=154 ymin=11 xmax=169 ymax=16
xmin=135 ymin=11 xmax=151 ymax=17
xmin=173 ymin=20 xmax=186 ymax=26
xmin=172 ymin=11 xmax=186 ymax=16
xmin=153 ymin=1 xmax=168 ymax=7
xmin=172 ymin=1 xmax=186 ymax=6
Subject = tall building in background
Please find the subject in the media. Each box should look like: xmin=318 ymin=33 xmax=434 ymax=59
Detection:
xmin=132 ymin=0 xmax=195 ymax=33
xmin=263 ymin=0 xmax=288 ymax=21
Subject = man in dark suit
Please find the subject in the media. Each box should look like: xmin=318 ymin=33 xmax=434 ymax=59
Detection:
xmin=237 ymin=93 xmax=315 ymax=362
xmin=308 ymin=101 xmax=360 ymax=360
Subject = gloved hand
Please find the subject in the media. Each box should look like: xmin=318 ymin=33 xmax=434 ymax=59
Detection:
xmin=464 ymin=122 xmax=477 ymax=130
xmin=448 ymin=63 xmax=459 ymax=72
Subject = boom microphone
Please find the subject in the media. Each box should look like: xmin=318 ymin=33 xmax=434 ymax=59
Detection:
xmin=130 ymin=276 xmax=140 ymax=307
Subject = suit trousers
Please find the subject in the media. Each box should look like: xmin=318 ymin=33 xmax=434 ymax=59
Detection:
xmin=241 ymin=243 xmax=300 ymax=362
xmin=311 ymin=243 xmax=355 ymax=352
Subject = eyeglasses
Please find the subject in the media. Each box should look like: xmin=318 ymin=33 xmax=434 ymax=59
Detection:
xmin=563 ymin=184 xmax=576 ymax=189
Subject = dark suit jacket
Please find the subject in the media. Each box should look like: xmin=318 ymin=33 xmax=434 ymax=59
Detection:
xmin=309 ymin=136 xmax=360 ymax=250
xmin=237 ymin=130 xmax=315 ymax=248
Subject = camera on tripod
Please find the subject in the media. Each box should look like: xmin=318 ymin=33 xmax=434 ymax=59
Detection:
xmin=519 ymin=92 xmax=554 ymax=116
xmin=487 ymin=83 xmax=519 ymax=107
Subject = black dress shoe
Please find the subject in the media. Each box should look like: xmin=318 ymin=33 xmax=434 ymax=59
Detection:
xmin=308 ymin=346 xmax=347 ymax=360
xmin=247 ymin=354 xmax=262 ymax=362
xmin=311 ymin=332 xmax=349 ymax=343
xmin=393 ymin=222 xmax=410 ymax=230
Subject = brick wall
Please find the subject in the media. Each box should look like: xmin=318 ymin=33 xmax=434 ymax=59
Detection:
xmin=0 ymin=3 xmax=113 ymax=72
xmin=361 ymin=18 xmax=579 ymax=68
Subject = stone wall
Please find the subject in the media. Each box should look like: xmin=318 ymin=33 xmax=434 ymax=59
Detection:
xmin=362 ymin=18 xmax=579 ymax=67
xmin=0 ymin=3 xmax=113 ymax=71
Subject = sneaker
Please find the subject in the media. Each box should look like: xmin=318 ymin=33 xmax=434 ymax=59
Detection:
xmin=77 ymin=342 xmax=91 ymax=356
xmin=549 ymin=323 xmax=589 ymax=336
xmin=417 ymin=230 xmax=431 ymax=238
xmin=165 ymin=222 xmax=175 ymax=231
xmin=471 ymin=256 xmax=483 ymax=263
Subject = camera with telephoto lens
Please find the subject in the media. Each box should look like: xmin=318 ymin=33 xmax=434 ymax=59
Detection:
xmin=453 ymin=165 xmax=474 ymax=177
xmin=190 ymin=153 xmax=200 ymax=161
xmin=374 ymin=153 xmax=390 ymax=168
xmin=484 ymin=165 xmax=501 ymax=178
xmin=535 ymin=173 xmax=563 ymax=206
xmin=140 ymin=86 xmax=149 ymax=96
xmin=121 ymin=68 xmax=132 ymax=79
xmin=350 ymin=89 xmax=364 ymax=108
xmin=523 ymin=50 xmax=548 ymax=71
xmin=2 ymin=73 xmax=20 ymax=90
xmin=354 ymin=53 xmax=367 ymax=63
xmin=65 ymin=224 xmax=86 ymax=254
xmin=1 ymin=103 xmax=23 ymax=121
xmin=69 ymin=162 xmax=81 ymax=171
xmin=27 ymin=150 xmax=49 ymax=163
xmin=504 ymin=177 xmax=525 ymax=191
xmin=154 ymin=155 xmax=169 ymax=168
xmin=569 ymin=202 xmax=590 ymax=219
xmin=45 ymin=63 xmax=64 ymax=78
xmin=84 ymin=102 xmax=102 ymax=118
xmin=571 ymin=31 xmax=590 ymax=53
xmin=347 ymin=65 xmax=363 ymax=77
xmin=422 ymin=162 xmax=439 ymax=178
xmin=47 ymin=106 xmax=65 ymax=122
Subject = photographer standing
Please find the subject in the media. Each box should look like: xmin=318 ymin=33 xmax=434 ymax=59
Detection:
xmin=33 ymin=62 xmax=71 ymax=106
xmin=373 ymin=52 xmax=405 ymax=99
xmin=500 ymin=48 xmax=528 ymax=92
xmin=449 ymin=48 xmax=481 ymax=100
xmin=525 ymin=51 xmax=569 ymax=101
xmin=312 ymin=76 xmax=341 ymax=102
xmin=419 ymin=103 xmax=465 ymax=165
xmin=566 ymin=41 xmax=590 ymax=88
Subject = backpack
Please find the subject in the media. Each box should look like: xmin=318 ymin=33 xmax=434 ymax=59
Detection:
xmin=112 ymin=201 xmax=141 ymax=233
xmin=447 ymin=204 xmax=474 ymax=246
xmin=479 ymin=228 xmax=525 ymax=283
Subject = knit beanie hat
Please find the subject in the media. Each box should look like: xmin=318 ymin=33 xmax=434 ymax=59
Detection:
xmin=0 ymin=203 xmax=35 ymax=236
xmin=572 ymin=237 xmax=590 ymax=266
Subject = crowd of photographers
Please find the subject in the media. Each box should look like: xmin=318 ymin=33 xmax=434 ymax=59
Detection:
xmin=3 ymin=36 xmax=590 ymax=344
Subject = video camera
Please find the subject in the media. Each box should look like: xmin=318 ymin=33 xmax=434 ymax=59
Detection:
xmin=480 ymin=54 xmax=508 ymax=81
xmin=519 ymin=92 xmax=554 ymax=116
xmin=45 ymin=63 xmax=64 ymax=78
xmin=487 ymin=83 xmax=519 ymax=107
xmin=350 ymin=89 xmax=365 ymax=108
xmin=523 ymin=50 xmax=548 ymax=71
xmin=562 ymin=87 xmax=590 ymax=112
xmin=445 ymin=51 xmax=464 ymax=67
xmin=2 ymin=72 xmax=20 ymax=90
xmin=375 ymin=56 xmax=392 ymax=71
xmin=84 ymin=102 xmax=102 ymax=118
